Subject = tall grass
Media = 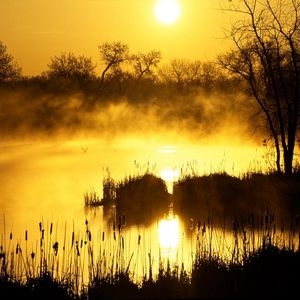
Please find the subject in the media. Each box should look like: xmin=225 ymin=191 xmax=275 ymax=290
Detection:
xmin=1 ymin=207 xmax=299 ymax=299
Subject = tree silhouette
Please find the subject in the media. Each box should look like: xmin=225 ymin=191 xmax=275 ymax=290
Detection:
xmin=46 ymin=52 xmax=96 ymax=81
xmin=159 ymin=59 xmax=202 ymax=89
xmin=219 ymin=0 xmax=300 ymax=174
xmin=0 ymin=41 xmax=22 ymax=83
xmin=98 ymin=41 xmax=130 ymax=89
xmin=131 ymin=50 xmax=161 ymax=81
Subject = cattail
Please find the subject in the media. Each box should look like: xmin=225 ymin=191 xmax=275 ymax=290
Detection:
xmin=25 ymin=230 xmax=28 ymax=241
xmin=9 ymin=232 xmax=12 ymax=240
xmin=71 ymin=232 xmax=75 ymax=247
xmin=85 ymin=219 xmax=88 ymax=226
xmin=39 ymin=222 xmax=42 ymax=232
xmin=88 ymin=231 xmax=92 ymax=242
xmin=102 ymin=232 xmax=105 ymax=242
xmin=122 ymin=237 xmax=124 ymax=249
xmin=41 ymin=229 xmax=44 ymax=240
xmin=138 ymin=235 xmax=141 ymax=245
xmin=113 ymin=231 xmax=116 ymax=241
xmin=50 ymin=223 xmax=53 ymax=235
xmin=53 ymin=242 xmax=59 ymax=256
xmin=31 ymin=252 xmax=35 ymax=260
xmin=80 ymin=240 xmax=83 ymax=248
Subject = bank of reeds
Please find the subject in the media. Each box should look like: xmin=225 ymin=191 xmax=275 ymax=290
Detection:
xmin=1 ymin=207 xmax=300 ymax=299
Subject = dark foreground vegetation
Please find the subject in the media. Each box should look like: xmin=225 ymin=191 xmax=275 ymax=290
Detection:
xmin=90 ymin=172 xmax=300 ymax=228
xmin=1 ymin=211 xmax=299 ymax=300
xmin=2 ymin=172 xmax=300 ymax=299
xmin=173 ymin=172 xmax=300 ymax=229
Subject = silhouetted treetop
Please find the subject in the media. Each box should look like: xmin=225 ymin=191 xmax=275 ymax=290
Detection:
xmin=0 ymin=41 xmax=22 ymax=83
xmin=131 ymin=50 xmax=161 ymax=81
xmin=46 ymin=52 xmax=96 ymax=81
xmin=98 ymin=41 xmax=130 ymax=88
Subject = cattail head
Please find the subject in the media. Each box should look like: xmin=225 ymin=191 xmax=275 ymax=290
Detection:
xmin=50 ymin=223 xmax=53 ymax=235
xmin=31 ymin=252 xmax=35 ymax=260
xmin=53 ymin=242 xmax=59 ymax=256
xmin=9 ymin=233 xmax=12 ymax=240
xmin=25 ymin=230 xmax=28 ymax=241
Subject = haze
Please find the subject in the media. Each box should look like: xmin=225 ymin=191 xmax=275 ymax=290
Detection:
xmin=0 ymin=0 xmax=232 ymax=75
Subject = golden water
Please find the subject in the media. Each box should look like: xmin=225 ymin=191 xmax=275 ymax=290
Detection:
xmin=0 ymin=137 xmax=270 ymax=283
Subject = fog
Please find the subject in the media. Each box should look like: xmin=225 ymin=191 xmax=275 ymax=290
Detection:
xmin=0 ymin=85 xmax=284 ymax=239
xmin=0 ymin=86 xmax=260 ymax=143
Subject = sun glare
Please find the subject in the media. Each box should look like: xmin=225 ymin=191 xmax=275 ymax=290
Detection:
xmin=158 ymin=214 xmax=180 ymax=249
xmin=160 ymin=168 xmax=179 ymax=182
xmin=154 ymin=0 xmax=181 ymax=25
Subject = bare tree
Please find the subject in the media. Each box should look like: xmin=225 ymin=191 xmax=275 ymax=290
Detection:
xmin=159 ymin=58 xmax=202 ymax=89
xmin=0 ymin=41 xmax=22 ymax=83
xmin=131 ymin=50 xmax=161 ymax=81
xmin=46 ymin=52 xmax=96 ymax=81
xmin=219 ymin=0 xmax=300 ymax=174
xmin=98 ymin=41 xmax=130 ymax=89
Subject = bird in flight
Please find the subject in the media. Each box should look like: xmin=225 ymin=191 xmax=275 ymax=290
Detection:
xmin=81 ymin=147 xmax=88 ymax=154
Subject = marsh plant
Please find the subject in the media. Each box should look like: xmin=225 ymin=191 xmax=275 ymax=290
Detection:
xmin=0 ymin=206 xmax=300 ymax=299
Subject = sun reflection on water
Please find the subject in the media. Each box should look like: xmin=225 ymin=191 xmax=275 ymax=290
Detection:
xmin=158 ymin=206 xmax=180 ymax=260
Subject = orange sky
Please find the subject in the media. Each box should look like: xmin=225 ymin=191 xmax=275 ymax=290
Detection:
xmin=0 ymin=0 xmax=233 ymax=75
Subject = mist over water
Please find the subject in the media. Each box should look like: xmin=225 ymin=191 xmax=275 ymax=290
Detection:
xmin=1 ymin=85 xmax=290 ymax=281
xmin=0 ymin=136 xmax=264 ymax=232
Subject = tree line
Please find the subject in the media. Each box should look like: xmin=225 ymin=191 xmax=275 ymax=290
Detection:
xmin=0 ymin=40 xmax=234 ymax=94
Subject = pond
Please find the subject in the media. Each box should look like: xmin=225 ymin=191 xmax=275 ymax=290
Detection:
xmin=0 ymin=136 xmax=268 ymax=282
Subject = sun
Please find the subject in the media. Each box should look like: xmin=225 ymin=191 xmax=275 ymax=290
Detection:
xmin=154 ymin=0 xmax=181 ymax=25
xmin=160 ymin=168 xmax=179 ymax=182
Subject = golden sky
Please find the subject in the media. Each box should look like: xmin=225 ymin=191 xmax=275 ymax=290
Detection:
xmin=0 ymin=0 xmax=233 ymax=75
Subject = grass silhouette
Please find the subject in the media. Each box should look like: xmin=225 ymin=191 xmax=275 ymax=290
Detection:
xmin=1 ymin=172 xmax=300 ymax=299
